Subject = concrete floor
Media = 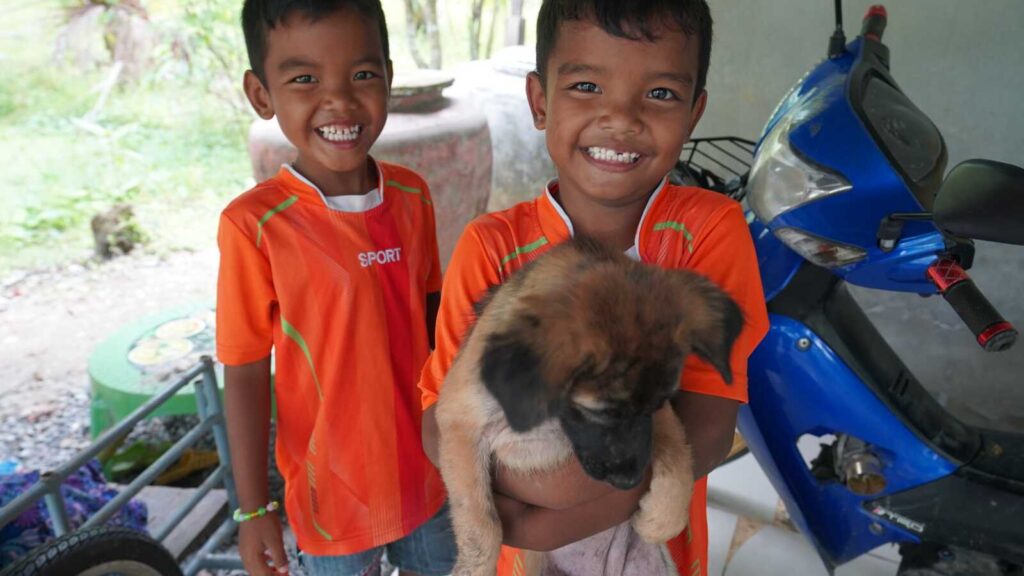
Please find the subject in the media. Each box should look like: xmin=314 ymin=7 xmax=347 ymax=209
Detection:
xmin=848 ymin=241 xmax=1024 ymax=434
xmin=698 ymin=240 xmax=1024 ymax=576
xmin=706 ymin=445 xmax=901 ymax=576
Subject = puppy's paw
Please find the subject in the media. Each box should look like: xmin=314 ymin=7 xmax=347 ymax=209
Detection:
xmin=631 ymin=473 xmax=692 ymax=543
xmin=452 ymin=516 xmax=502 ymax=576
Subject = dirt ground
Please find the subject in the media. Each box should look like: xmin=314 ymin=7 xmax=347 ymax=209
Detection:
xmin=0 ymin=248 xmax=218 ymax=469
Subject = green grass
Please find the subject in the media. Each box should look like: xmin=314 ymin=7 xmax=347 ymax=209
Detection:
xmin=0 ymin=87 xmax=253 ymax=272
xmin=0 ymin=0 xmax=542 ymax=276
xmin=0 ymin=1 xmax=252 ymax=274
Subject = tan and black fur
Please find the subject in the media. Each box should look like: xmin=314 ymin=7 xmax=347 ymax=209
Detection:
xmin=436 ymin=237 xmax=744 ymax=576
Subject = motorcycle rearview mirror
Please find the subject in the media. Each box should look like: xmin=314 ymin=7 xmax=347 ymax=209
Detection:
xmin=828 ymin=0 xmax=846 ymax=58
xmin=933 ymin=159 xmax=1024 ymax=246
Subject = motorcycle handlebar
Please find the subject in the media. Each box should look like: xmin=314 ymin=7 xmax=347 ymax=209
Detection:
xmin=927 ymin=258 xmax=1018 ymax=352
xmin=861 ymin=5 xmax=888 ymax=41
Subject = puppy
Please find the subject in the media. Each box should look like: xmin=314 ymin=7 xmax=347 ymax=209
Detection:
xmin=436 ymin=237 xmax=743 ymax=576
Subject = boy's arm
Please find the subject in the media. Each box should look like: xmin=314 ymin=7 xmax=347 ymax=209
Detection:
xmin=225 ymin=358 xmax=290 ymax=574
xmin=224 ymin=359 xmax=273 ymax=512
xmin=495 ymin=472 xmax=650 ymax=551
xmin=426 ymin=292 xmax=440 ymax=350
xmin=217 ymin=211 xmax=284 ymax=573
xmin=422 ymin=404 xmax=442 ymax=465
xmin=673 ymin=391 xmax=740 ymax=479
xmin=421 ymin=176 xmax=442 ymax=351
xmin=493 ymin=455 xmax=616 ymax=510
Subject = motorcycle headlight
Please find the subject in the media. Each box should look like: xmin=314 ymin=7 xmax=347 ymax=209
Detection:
xmin=747 ymin=116 xmax=852 ymax=224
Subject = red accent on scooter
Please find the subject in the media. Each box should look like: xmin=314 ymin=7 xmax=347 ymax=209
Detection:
xmin=978 ymin=322 xmax=1017 ymax=349
xmin=863 ymin=5 xmax=888 ymax=40
xmin=926 ymin=258 xmax=969 ymax=292
xmin=866 ymin=5 xmax=888 ymax=19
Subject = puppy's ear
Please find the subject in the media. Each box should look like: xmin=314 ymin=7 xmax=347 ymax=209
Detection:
xmin=678 ymin=276 xmax=745 ymax=384
xmin=480 ymin=323 xmax=561 ymax=432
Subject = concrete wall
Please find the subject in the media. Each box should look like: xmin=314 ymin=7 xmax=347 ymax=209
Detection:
xmin=698 ymin=0 xmax=1024 ymax=166
xmin=697 ymin=1 xmax=1023 ymax=432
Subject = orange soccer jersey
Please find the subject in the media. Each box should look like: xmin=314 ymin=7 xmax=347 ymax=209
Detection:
xmin=217 ymin=161 xmax=446 ymax=556
xmin=419 ymin=179 xmax=769 ymax=576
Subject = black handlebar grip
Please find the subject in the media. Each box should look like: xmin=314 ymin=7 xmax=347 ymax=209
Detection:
xmin=928 ymin=258 xmax=1018 ymax=352
xmin=943 ymin=281 xmax=1017 ymax=351
xmin=861 ymin=5 xmax=888 ymax=41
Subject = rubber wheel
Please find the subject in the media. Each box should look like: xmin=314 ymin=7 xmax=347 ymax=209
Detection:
xmin=1 ymin=526 xmax=183 ymax=576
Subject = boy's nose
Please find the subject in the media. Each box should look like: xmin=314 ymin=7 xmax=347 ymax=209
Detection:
xmin=597 ymin=99 xmax=643 ymax=135
xmin=321 ymin=82 xmax=359 ymax=110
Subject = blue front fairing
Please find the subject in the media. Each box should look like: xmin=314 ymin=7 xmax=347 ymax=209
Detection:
xmin=743 ymin=37 xmax=963 ymax=568
xmin=740 ymin=316 xmax=958 ymax=566
xmin=754 ymin=38 xmax=945 ymax=294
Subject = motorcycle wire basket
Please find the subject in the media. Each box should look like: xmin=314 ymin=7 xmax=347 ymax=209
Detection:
xmin=671 ymin=137 xmax=756 ymax=200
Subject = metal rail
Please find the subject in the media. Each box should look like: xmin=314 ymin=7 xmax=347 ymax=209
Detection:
xmin=0 ymin=356 xmax=243 ymax=575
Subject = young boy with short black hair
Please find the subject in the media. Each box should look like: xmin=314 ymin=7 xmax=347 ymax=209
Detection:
xmin=420 ymin=1 xmax=769 ymax=574
xmin=219 ymin=2 xmax=455 ymax=575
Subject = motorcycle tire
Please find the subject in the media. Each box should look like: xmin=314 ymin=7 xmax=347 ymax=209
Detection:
xmin=897 ymin=543 xmax=1021 ymax=576
xmin=0 ymin=526 xmax=183 ymax=576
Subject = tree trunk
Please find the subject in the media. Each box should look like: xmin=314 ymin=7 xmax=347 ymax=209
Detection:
xmin=469 ymin=0 xmax=484 ymax=60
xmin=403 ymin=0 xmax=442 ymax=69
xmin=402 ymin=0 xmax=429 ymax=68
xmin=424 ymin=0 xmax=442 ymax=68
xmin=484 ymin=0 xmax=501 ymax=59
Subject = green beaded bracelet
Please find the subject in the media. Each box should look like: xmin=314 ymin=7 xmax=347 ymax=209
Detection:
xmin=233 ymin=500 xmax=280 ymax=523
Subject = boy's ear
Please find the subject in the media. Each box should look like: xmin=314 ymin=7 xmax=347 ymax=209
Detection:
xmin=526 ymin=71 xmax=547 ymax=130
xmin=243 ymin=70 xmax=275 ymax=120
xmin=386 ymin=59 xmax=394 ymax=92
xmin=688 ymin=88 xmax=708 ymax=133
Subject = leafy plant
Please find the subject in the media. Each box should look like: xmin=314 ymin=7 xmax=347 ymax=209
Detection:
xmin=153 ymin=0 xmax=250 ymax=117
xmin=402 ymin=0 xmax=443 ymax=68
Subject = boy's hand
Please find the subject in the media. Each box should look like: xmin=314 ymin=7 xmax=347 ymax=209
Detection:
xmin=239 ymin=513 xmax=289 ymax=575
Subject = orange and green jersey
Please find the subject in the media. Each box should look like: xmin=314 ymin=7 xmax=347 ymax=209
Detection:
xmin=418 ymin=179 xmax=770 ymax=576
xmin=217 ymin=161 xmax=446 ymax=556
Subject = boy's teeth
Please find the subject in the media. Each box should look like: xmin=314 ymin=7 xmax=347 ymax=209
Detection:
xmin=586 ymin=147 xmax=640 ymax=164
xmin=317 ymin=125 xmax=362 ymax=142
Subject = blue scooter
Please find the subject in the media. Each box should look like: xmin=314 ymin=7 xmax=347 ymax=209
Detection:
xmin=674 ymin=3 xmax=1024 ymax=574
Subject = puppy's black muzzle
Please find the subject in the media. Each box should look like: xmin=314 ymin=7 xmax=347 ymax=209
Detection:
xmin=561 ymin=414 xmax=653 ymax=490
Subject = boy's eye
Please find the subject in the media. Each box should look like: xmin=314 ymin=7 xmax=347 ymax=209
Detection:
xmin=292 ymin=74 xmax=316 ymax=84
xmin=648 ymin=88 xmax=677 ymax=101
xmin=354 ymin=71 xmax=378 ymax=80
xmin=570 ymin=82 xmax=601 ymax=94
